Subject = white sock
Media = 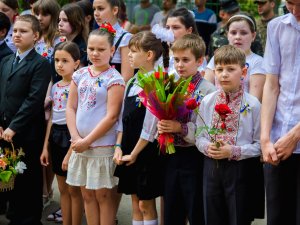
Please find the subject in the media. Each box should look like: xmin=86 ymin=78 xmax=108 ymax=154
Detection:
xmin=143 ymin=219 xmax=158 ymax=225
xmin=132 ymin=220 xmax=144 ymax=225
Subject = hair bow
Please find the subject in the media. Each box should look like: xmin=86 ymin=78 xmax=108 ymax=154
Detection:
xmin=151 ymin=24 xmax=174 ymax=43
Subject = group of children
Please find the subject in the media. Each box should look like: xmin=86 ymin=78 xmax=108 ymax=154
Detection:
xmin=0 ymin=0 xmax=299 ymax=225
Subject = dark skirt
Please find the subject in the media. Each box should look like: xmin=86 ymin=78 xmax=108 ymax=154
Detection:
xmin=114 ymin=141 xmax=165 ymax=200
xmin=49 ymin=124 xmax=70 ymax=177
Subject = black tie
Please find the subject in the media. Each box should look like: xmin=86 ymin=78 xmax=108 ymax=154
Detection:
xmin=12 ymin=56 xmax=20 ymax=71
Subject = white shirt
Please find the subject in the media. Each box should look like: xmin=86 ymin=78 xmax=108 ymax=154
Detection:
xmin=263 ymin=13 xmax=300 ymax=154
xmin=195 ymin=91 xmax=261 ymax=160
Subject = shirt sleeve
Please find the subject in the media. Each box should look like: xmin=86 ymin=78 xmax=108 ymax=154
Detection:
xmin=262 ymin=19 xmax=281 ymax=75
xmin=140 ymin=109 xmax=158 ymax=142
xmin=107 ymin=72 xmax=125 ymax=88
xmin=119 ymin=32 xmax=132 ymax=48
xmin=249 ymin=55 xmax=266 ymax=76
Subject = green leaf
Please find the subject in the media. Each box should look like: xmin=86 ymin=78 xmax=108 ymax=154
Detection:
xmin=0 ymin=171 xmax=12 ymax=183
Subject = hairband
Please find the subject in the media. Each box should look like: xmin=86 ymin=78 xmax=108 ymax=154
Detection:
xmin=151 ymin=24 xmax=174 ymax=43
xmin=99 ymin=22 xmax=116 ymax=37
xmin=228 ymin=14 xmax=256 ymax=30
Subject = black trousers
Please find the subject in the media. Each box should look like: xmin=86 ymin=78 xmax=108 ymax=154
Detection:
xmin=264 ymin=154 xmax=300 ymax=225
xmin=163 ymin=146 xmax=204 ymax=225
xmin=4 ymin=140 xmax=43 ymax=225
xmin=203 ymin=157 xmax=261 ymax=225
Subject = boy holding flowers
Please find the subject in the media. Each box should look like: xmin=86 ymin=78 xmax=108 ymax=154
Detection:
xmin=195 ymin=45 xmax=264 ymax=225
xmin=156 ymin=33 xmax=215 ymax=225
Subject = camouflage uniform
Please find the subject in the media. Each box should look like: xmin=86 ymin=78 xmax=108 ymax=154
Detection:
xmin=208 ymin=26 xmax=264 ymax=59
xmin=256 ymin=16 xmax=276 ymax=52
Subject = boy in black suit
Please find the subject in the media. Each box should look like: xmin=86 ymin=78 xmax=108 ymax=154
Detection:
xmin=0 ymin=15 xmax=51 ymax=225
xmin=0 ymin=12 xmax=13 ymax=63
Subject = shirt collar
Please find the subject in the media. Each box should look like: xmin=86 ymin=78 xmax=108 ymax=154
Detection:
xmin=282 ymin=13 xmax=300 ymax=31
xmin=16 ymin=48 xmax=33 ymax=62
xmin=0 ymin=40 xmax=5 ymax=45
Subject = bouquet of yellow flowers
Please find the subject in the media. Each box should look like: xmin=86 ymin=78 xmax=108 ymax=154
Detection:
xmin=0 ymin=143 xmax=26 ymax=191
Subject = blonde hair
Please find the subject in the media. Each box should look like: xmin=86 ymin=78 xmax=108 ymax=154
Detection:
xmin=171 ymin=34 xmax=206 ymax=59
xmin=214 ymin=45 xmax=245 ymax=68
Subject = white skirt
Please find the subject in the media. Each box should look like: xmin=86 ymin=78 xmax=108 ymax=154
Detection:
xmin=66 ymin=146 xmax=118 ymax=190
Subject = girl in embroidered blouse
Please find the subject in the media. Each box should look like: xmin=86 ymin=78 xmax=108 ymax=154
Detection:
xmin=93 ymin=0 xmax=134 ymax=82
xmin=196 ymin=45 xmax=263 ymax=225
xmin=0 ymin=0 xmax=18 ymax=52
xmin=155 ymin=34 xmax=215 ymax=225
xmin=58 ymin=3 xmax=89 ymax=67
xmin=113 ymin=31 xmax=168 ymax=225
xmin=204 ymin=13 xmax=266 ymax=102
xmin=40 ymin=42 xmax=83 ymax=225
xmin=66 ymin=27 xmax=125 ymax=225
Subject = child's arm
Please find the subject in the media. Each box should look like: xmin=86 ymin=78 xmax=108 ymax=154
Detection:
xmin=71 ymin=85 xmax=124 ymax=152
xmin=40 ymin=109 xmax=53 ymax=166
xmin=62 ymin=147 xmax=72 ymax=171
xmin=204 ymin=68 xmax=215 ymax=85
xmin=249 ymin=74 xmax=265 ymax=102
xmin=66 ymin=81 xmax=81 ymax=142
xmin=121 ymin=138 xmax=149 ymax=166
xmin=113 ymin=131 xmax=124 ymax=165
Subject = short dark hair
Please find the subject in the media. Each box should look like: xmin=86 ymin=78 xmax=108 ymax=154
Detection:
xmin=0 ymin=12 xmax=10 ymax=37
xmin=54 ymin=41 xmax=81 ymax=62
xmin=15 ymin=15 xmax=42 ymax=38
xmin=214 ymin=45 xmax=246 ymax=68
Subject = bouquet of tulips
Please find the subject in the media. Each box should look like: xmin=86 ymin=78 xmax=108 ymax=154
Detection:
xmin=137 ymin=67 xmax=192 ymax=154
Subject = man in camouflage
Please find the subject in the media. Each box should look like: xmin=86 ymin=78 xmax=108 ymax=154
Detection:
xmin=255 ymin=0 xmax=276 ymax=51
xmin=208 ymin=0 xmax=264 ymax=59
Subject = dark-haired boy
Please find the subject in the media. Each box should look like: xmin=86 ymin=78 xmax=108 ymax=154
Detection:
xmin=0 ymin=15 xmax=51 ymax=225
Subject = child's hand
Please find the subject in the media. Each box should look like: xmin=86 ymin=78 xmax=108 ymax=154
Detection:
xmin=157 ymin=120 xmax=182 ymax=134
xmin=207 ymin=141 xmax=232 ymax=159
xmin=2 ymin=128 xmax=16 ymax=142
xmin=62 ymin=151 xmax=71 ymax=171
xmin=40 ymin=148 xmax=49 ymax=166
xmin=121 ymin=154 xmax=137 ymax=166
xmin=71 ymin=138 xmax=90 ymax=153
xmin=113 ymin=146 xmax=124 ymax=165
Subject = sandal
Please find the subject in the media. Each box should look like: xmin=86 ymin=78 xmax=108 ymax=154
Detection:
xmin=47 ymin=209 xmax=62 ymax=221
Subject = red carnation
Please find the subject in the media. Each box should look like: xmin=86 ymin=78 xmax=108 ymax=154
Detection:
xmin=215 ymin=104 xmax=232 ymax=120
xmin=186 ymin=98 xmax=199 ymax=110
xmin=42 ymin=52 xmax=48 ymax=57
xmin=187 ymin=83 xmax=195 ymax=93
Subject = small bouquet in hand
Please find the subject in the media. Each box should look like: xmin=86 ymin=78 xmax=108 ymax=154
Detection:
xmin=137 ymin=67 xmax=192 ymax=154
xmin=0 ymin=143 xmax=26 ymax=191
xmin=187 ymin=100 xmax=232 ymax=147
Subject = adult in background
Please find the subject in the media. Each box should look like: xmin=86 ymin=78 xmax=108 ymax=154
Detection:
xmin=254 ymin=0 xmax=276 ymax=51
xmin=261 ymin=0 xmax=300 ymax=225
xmin=129 ymin=0 xmax=160 ymax=34
xmin=208 ymin=0 xmax=263 ymax=59
xmin=151 ymin=0 xmax=177 ymax=27
xmin=192 ymin=0 xmax=217 ymax=24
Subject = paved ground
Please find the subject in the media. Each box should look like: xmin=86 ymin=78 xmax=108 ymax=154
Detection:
xmin=0 ymin=179 xmax=266 ymax=225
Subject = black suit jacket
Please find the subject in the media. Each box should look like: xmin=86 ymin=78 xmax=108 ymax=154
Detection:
xmin=0 ymin=49 xmax=51 ymax=142
xmin=0 ymin=41 xmax=13 ymax=64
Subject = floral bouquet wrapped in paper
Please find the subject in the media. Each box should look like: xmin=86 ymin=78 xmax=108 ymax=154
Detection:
xmin=0 ymin=143 xmax=26 ymax=191
xmin=137 ymin=67 xmax=192 ymax=154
